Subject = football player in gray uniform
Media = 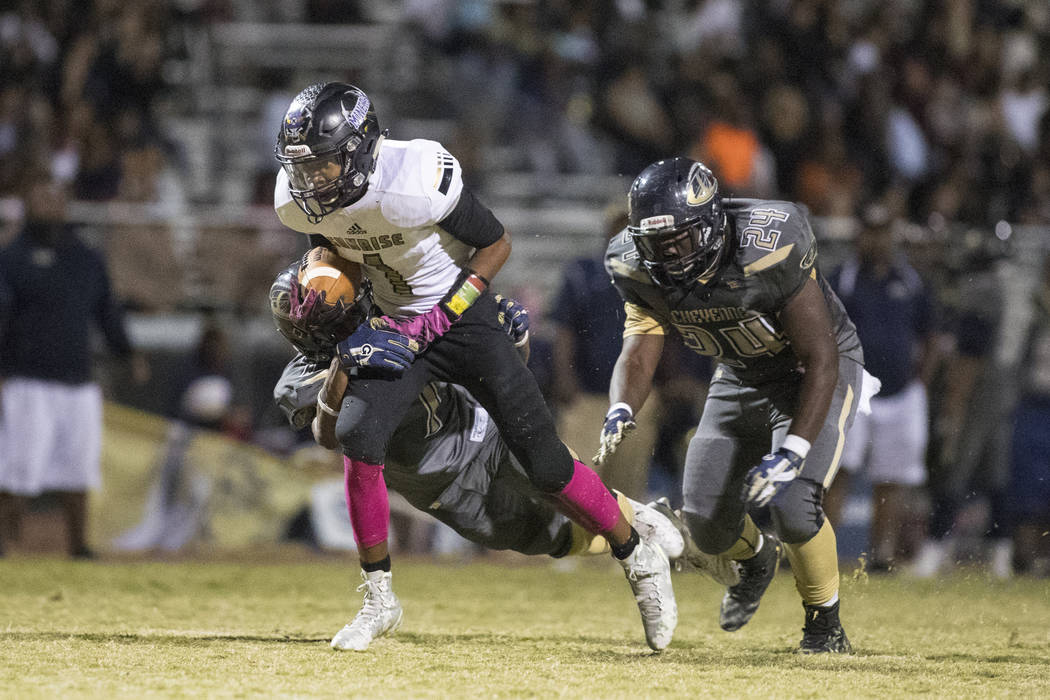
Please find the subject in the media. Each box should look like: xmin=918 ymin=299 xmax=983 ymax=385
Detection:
xmin=599 ymin=158 xmax=870 ymax=654
xmin=269 ymin=263 xmax=733 ymax=652
xmin=273 ymin=82 xmax=675 ymax=650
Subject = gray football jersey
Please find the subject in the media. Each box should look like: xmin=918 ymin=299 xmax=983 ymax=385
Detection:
xmin=384 ymin=382 xmax=504 ymax=500
xmin=273 ymin=355 xmax=506 ymax=503
xmin=606 ymin=198 xmax=863 ymax=383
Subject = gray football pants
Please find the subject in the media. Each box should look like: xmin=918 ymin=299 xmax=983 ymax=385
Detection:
xmin=384 ymin=438 xmax=573 ymax=557
xmin=682 ymin=356 xmax=863 ymax=553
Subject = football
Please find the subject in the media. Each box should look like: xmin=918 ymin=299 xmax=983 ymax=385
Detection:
xmin=297 ymin=246 xmax=363 ymax=306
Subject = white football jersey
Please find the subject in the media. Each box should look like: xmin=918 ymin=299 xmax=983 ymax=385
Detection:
xmin=275 ymin=138 xmax=473 ymax=317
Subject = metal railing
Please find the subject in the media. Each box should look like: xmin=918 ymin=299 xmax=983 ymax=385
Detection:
xmin=2 ymin=194 xmax=1047 ymax=356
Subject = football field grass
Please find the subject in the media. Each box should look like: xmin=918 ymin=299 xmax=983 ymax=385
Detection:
xmin=1 ymin=553 xmax=1048 ymax=698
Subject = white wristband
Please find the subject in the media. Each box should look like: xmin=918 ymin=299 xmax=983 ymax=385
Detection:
xmin=780 ymin=434 xmax=811 ymax=458
xmin=317 ymin=396 xmax=339 ymax=418
xmin=607 ymin=402 xmax=634 ymax=418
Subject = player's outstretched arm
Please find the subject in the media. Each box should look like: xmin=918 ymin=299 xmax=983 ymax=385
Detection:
xmin=596 ymin=332 xmax=664 ymax=465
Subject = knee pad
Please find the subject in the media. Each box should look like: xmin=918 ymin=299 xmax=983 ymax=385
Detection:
xmin=335 ymin=395 xmax=386 ymax=464
xmin=769 ymin=478 xmax=824 ymax=544
xmin=683 ymin=509 xmax=742 ymax=555
xmin=519 ymin=441 xmax=575 ymax=494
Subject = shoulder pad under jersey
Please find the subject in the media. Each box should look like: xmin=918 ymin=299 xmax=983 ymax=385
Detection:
xmin=604 ymin=228 xmax=659 ymax=306
xmin=375 ymin=138 xmax=464 ymax=228
xmin=725 ymin=199 xmax=817 ymax=305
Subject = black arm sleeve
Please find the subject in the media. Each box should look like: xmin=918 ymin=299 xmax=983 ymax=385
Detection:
xmin=437 ymin=188 xmax=505 ymax=248
xmin=307 ymin=234 xmax=333 ymax=249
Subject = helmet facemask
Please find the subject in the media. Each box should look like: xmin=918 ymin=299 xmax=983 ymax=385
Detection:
xmin=630 ymin=211 xmax=727 ymax=288
xmin=275 ymin=83 xmax=382 ymax=223
xmin=278 ymin=134 xmax=373 ymax=222
xmin=269 ymin=264 xmax=374 ymax=362
xmin=626 ymin=158 xmax=728 ymax=289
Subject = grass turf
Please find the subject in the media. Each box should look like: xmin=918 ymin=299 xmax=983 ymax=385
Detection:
xmin=1 ymin=553 xmax=1048 ymax=698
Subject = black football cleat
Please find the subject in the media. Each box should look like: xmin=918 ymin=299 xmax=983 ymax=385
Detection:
xmin=719 ymin=533 xmax=781 ymax=631
xmin=798 ymin=600 xmax=853 ymax=654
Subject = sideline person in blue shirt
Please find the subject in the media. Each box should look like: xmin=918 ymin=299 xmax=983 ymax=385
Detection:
xmin=824 ymin=204 xmax=937 ymax=572
xmin=0 ymin=171 xmax=147 ymax=558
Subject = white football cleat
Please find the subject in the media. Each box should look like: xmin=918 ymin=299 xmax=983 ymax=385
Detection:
xmin=649 ymin=498 xmax=741 ymax=587
xmin=618 ymin=538 xmax=678 ymax=651
xmin=331 ymin=570 xmax=403 ymax=651
xmin=627 ymin=496 xmax=685 ymax=559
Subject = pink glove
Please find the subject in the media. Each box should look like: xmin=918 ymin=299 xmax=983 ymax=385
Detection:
xmin=289 ymin=283 xmax=347 ymax=328
xmin=288 ymin=281 xmax=319 ymax=322
xmin=378 ymin=269 xmax=489 ymax=349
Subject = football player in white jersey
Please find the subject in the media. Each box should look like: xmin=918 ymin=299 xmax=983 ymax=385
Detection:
xmin=269 ymin=263 xmax=736 ymax=651
xmin=272 ymin=82 xmax=676 ymax=651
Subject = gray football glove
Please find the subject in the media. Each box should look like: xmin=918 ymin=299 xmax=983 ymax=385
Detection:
xmin=594 ymin=404 xmax=636 ymax=465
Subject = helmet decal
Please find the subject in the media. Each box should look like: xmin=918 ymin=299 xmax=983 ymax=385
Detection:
xmin=341 ymin=94 xmax=370 ymax=130
xmin=640 ymin=214 xmax=675 ymax=230
xmin=686 ymin=162 xmax=717 ymax=206
xmin=283 ymin=105 xmax=312 ymax=144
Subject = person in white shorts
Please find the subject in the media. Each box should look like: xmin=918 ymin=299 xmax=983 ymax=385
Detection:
xmin=0 ymin=173 xmax=145 ymax=558
xmin=825 ymin=205 xmax=937 ymax=572
xmin=839 ymin=379 xmax=928 ymax=489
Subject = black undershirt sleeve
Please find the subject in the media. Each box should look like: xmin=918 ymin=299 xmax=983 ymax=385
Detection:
xmin=438 ymin=188 xmax=505 ymax=248
xmin=307 ymin=234 xmax=333 ymax=250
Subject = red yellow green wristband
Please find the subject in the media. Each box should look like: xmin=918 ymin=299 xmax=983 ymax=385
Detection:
xmin=440 ymin=269 xmax=489 ymax=320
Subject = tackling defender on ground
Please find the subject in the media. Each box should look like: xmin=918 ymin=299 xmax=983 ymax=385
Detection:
xmin=270 ymin=262 xmax=733 ymax=651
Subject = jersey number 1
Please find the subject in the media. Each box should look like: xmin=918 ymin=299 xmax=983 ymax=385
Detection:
xmin=363 ymin=253 xmax=413 ymax=295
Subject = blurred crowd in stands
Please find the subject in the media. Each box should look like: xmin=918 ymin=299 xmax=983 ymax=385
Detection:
xmin=4 ymin=1 xmax=1050 ymax=224
xmin=399 ymin=0 xmax=1050 ymax=227
xmin=0 ymin=0 xmax=173 ymax=203
xmin=1 ymin=0 xmax=1049 ymax=573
